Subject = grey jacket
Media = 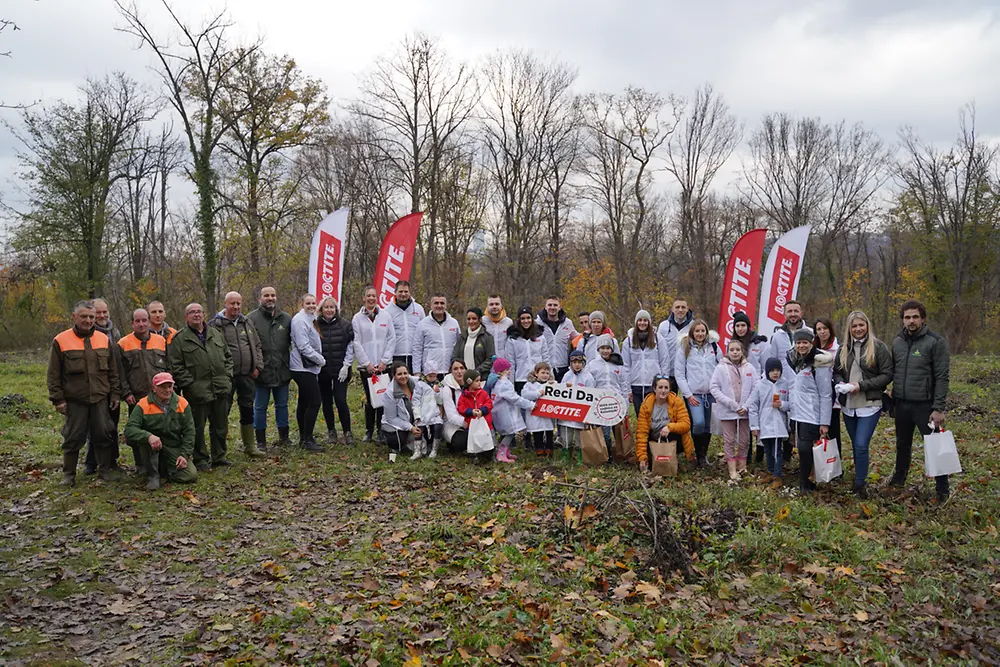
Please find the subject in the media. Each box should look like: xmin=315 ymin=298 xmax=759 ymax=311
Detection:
xmin=381 ymin=377 xmax=416 ymax=432
xmin=290 ymin=310 xmax=325 ymax=374
xmin=770 ymin=322 xmax=814 ymax=378
xmin=674 ymin=331 xmax=722 ymax=398
xmin=788 ymin=349 xmax=834 ymax=426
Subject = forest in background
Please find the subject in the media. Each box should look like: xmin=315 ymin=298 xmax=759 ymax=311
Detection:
xmin=2 ymin=4 xmax=999 ymax=352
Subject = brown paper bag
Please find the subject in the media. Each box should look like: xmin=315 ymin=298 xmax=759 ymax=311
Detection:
xmin=581 ymin=427 xmax=609 ymax=466
xmin=649 ymin=438 xmax=678 ymax=477
xmin=612 ymin=417 xmax=637 ymax=464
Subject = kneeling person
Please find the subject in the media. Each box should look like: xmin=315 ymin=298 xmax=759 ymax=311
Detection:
xmin=124 ymin=372 xmax=198 ymax=490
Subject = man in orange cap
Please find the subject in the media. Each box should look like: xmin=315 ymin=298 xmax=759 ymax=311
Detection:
xmin=124 ymin=372 xmax=198 ymax=490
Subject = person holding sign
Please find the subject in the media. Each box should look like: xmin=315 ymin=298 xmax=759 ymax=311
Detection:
xmin=348 ymin=286 xmax=396 ymax=443
xmin=635 ymin=376 xmax=693 ymax=473
xmin=560 ymin=349 xmax=595 ymax=464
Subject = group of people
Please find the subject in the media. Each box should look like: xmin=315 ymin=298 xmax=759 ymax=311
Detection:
xmin=46 ymin=285 xmax=953 ymax=504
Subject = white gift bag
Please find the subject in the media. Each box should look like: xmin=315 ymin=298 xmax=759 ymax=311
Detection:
xmin=368 ymin=373 xmax=390 ymax=409
xmin=812 ymin=438 xmax=843 ymax=484
xmin=923 ymin=429 xmax=962 ymax=477
xmin=467 ymin=416 xmax=495 ymax=454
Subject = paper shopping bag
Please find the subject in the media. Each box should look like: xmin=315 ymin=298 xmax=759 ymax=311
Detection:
xmin=612 ymin=417 xmax=637 ymax=464
xmin=812 ymin=438 xmax=843 ymax=483
xmin=368 ymin=373 xmax=390 ymax=409
xmin=467 ymin=417 xmax=495 ymax=454
xmin=649 ymin=438 xmax=678 ymax=477
xmin=924 ymin=430 xmax=962 ymax=477
xmin=581 ymin=427 xmax=609 ymax=466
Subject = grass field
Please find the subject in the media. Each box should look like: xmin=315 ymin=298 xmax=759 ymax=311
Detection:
xmin=1 ymin=352 xmax=999 ymax=665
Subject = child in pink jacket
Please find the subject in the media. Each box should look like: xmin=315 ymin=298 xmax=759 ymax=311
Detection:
xmin=710 ymin=339 xmax=757 ymax=481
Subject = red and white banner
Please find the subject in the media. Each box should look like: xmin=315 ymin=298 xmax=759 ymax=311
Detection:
xmin=717 ymin=229 xmax=767 ymax=348
xmin=757 ymin=225 xmax=811 ymax=338
xmin=308 ymin=208 xmax=349 ymax=307
xmin=374 ymin=212 xmax=423 ymax=309
xmin=531 ymin=384 xmax=628 ymax=427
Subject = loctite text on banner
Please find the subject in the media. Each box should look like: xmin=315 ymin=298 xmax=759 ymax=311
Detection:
xmin=374 ymin=212 xmax=423 ymax=309
xmin=531 ymin=384 xmax=628 ymax=427
xmin=717 ymin=229 xmax=767 ymax=348
xmin=308 ymin=208 xmax=349 ymax=307
xmin=756 ymin=225 xmax=811 ymax=337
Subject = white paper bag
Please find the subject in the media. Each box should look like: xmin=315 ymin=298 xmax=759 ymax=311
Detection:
xmin=367 ymin=373 xmax=390 ymax=409
xmin=812 ymin=438 xmax=843 ymax=484
xmin=467 ymin=416 xmax=495 ymax=454
xmin=924 ymin=430 xmax=962 ymax=477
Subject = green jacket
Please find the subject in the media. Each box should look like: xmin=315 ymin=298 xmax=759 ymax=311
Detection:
xmin=168 ymin=325 xmax=233 ymax=402
xmin=248 ymin=308 xmax=292 ymax=387
xmin=47 ymin=326 xmax=121 ymax=405
xmin=124 ymin=391 xmax=195 ymax=463
xmin=891 ymin=325 xmax=950 ymax=411
xmin=209 ymin=312 xmax=264 ymax=377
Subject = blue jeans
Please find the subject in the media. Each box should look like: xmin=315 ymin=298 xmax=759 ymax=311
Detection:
xmin=688 ymin=393 xmax=714 ymax=435
xmin=843 ymin=410 xmax=880 ymax=488
xmin=254 ymin=383 xmax=290 ymax=430
xmin=762 ymin=437 xmax=784 ymax=477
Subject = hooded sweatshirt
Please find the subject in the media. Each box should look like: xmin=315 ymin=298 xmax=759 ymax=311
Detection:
xmin=484 ymin=309 xmax=514 ymax=359
xmin=350 ymin=306 xmax=395 ymax=370
xmin=657 ymin=311 xmax=694 ymax=376
xmin=787 ymin=348 xmax=834 ymax=426
xmin=770 ymin=320 xmax=814 ymax=378
xmin=506 ymin=323 xmax=551 ymax=383
xmin=748 ymin=374 xmax=791 ymax=440
xmin=674 ymin=330 xmax=722 ymax=398
xmin=385 ymin=297 xmax=425 ymax=357
xmin=709 ymin=357 xmax=757 ymax=421
xmin=589 ymin=348 xmax=630 ymax=399
xmin=491 ymin=374 xmax=535 ymax=435
xmin=622 ymin=328 xmax=671 ymax=387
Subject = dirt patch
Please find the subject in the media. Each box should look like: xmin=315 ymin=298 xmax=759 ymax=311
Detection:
xmin=0 ymin=394 xmax=41 ymax=421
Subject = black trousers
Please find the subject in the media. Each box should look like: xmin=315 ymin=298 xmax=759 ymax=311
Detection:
xmin=894 ymin=400 xmax=949 ymax=495
xmin=85 ymin=400 xmax=120 ymax=470
xmin=796 ymin=421 xmax=822 ymax=488
xmin=360 ymin=369 xmax=384 ymax=437
xmin=385 ymin=429 xmax=411 ymax=453
xmin=225 ymin=374 xmax=256 ymax=425
xmin=318 ymin=368 xmax=352 ymax=434
xmin=447 ymin=429 xmax=468 ymax=454
xmin=393 ymin=356 xmax=413 ymax=373
xmin=291 ymin=371 xmax=321 ymax=441
xmin=530 ymin=430 xmax=554 ymax=452
xmin=553 ymin=366 xmax=569 ymax=383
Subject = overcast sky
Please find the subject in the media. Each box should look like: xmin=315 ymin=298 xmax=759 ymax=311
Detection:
xmin=1 ymin=0 xmax=999 ymax=218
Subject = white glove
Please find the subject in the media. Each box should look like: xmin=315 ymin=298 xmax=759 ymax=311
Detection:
xmin=835 ymin=382 xmax=853 ymax=395
xmin=338 ymin=366 xmax=349 ymax=383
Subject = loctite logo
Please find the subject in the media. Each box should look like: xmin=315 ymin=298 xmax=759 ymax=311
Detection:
xmin=317 ymin=231 xmax=342 ymax=302
xmin=377 ymin=243 xmax=407 ymax=309
xmin=768 ymin=246 xmax=800 ymax=320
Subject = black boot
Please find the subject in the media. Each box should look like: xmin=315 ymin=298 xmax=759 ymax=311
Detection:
xmin=277 ymin=426 xmax=291 ymax=447
xmin=754 ymin=444 xmax=765 ymax=465
xmin=61 ymin=451 xmax=78 ymax=486
xmin=255 ymin=428 xmax=268 ymax=452
xmin=96 ymin=447 xmax=123 ymax=482
xmin=302 ymin=437 xmax=325 ymax=452
xmin=145 ymin=450 xmax=160 ymax=491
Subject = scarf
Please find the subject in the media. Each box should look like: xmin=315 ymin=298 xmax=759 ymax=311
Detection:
xmin=464 ymin=326 xmax=483 ymax=370
xmin=487 ymin=308 xmax=508 ymax=324
xmin=363 ymin=306 xmax=379 ymax=322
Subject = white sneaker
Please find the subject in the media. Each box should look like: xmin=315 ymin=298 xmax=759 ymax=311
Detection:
xmin=389 ymin=452 xmax=397 ymax=463
xmin=411 ymin=442 xmax=424 ymax=460
xmin=428 ymin=441 xmax=439 ymax=458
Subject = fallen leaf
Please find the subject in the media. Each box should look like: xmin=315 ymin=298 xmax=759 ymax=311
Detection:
xmin=182 ymin=490 xmax=200 ymax=505
xmin=402 ymin=654 xmax=421 ymax=667
xmin=636 ymin=581 xmax=662 ymax=603
xmin=212 ymin=622 xmax=234 ymax=632
xmin=66 ymin=508 xmax=84 ymax=516
xmin=854 ymin=610 xmax=869 ymax=622
xmin=107 ymin=599 xmax=134 ymax=616
xmin=486 ymin=644 xmax=503 ymax=658
xmin=550 ymin=633 xmax=573 ymax=660
xmin=834 ymin=566 xmax=855 ymax=576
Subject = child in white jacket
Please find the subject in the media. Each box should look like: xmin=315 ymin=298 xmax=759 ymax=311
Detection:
xmin=560 ymin=349 xmax=595 ymax=464
xmin=520 ymin=362 xmax=556 ymax=457
xmin=710 ymin=339 xmax=757 ymax=481
xmin=490 ymin=357 xmax=534 ymax=463
xmin=412 ymin=371 xmax=444 ymax=460
xmin=748 ymin=357 xmax=791 ymax=483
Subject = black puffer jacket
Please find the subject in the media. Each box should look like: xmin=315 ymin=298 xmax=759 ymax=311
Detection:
xmin=316 ymin=313 xmax=354 ymax=377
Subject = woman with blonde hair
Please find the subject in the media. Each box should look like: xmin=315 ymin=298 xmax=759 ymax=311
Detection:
xmin=674 ymin=318 xmax=722 ymax=467
xmin=832 ymin=310 xmax=893 ymax=498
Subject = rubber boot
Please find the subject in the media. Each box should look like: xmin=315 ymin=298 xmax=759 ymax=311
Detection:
xmin=575 ymin=448 xmax=583 ymax=465
xmin=60 ymin=451 xmax=78 ymax=486
xmin=560 ymin=447 xmax=571 ymax=464
xmin=241 ymin=424 xmax=263 ymax=458
xmin=428 ymin=439 xmax=439 ymax=458
xmin=255 ymin=428 xmax=268 ymax=453
xmin=728 ymin=459 xmax=739 ymax=481
xmin=97 ymin=447 xmax=123 ymax=482
xmin=145 ymin=450 xmax=161 ymax=491
xmin=411 ymin=437 xmax=425 ymax=461
xmin=696 ymin=434 xmax=710 ymax=468
xmin=277 ymin=426 xmax=291 ymax=447
xmin=132 ymin=444 xmax=147 ymax=477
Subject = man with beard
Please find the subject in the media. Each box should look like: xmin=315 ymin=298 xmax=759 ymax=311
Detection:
xmin=536 ymin=296 xmax=577 ymax=382
xmin=484 ymin=295 xmax=514 ymax=360
xmin=248 ymin=286 xmax=293 ymax=450
xmin=384 ymin=280 xmax=424 ymax=373
xmin=656 ymin=298 xmax=694 ymax=378
xmin=47 ymin=301 xmax=121 ymax=485
xmin=147 ymin=301 xmax=177 ymax=344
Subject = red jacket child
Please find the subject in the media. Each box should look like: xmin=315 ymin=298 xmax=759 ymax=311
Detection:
xmin=456 ymin=370 xmax=494 ymax=429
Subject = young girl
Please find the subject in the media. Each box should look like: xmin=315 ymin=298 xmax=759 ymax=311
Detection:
xmin=787 ymin=330 xmax=834 ymax=495
xmin=710 ymin=339 xmax=757 ymax=481
xmin=674 ymin=319 xmax=722 ymax=467
xmin=380 ymin=362 xmax=422 ymax=463
xmin=749 ymin=357 xmax=791 ymax=485
xmin=521 ymin=362 xmax=556 ymax=457
xmin=411 ymin=370 xmax=444 ymax=460
xmin=456 ymin=369 xmax=494 ymax=459
xmin=489 ymin=357 xmax=534 ymax=463
xmin=561 ymin=349 xmax=595 ymax=464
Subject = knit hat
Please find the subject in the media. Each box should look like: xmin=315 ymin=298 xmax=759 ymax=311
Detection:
xmin=764 ymin=357 xmax=782 ymax=376
xmin=794 ymin=329 xmax=814 ymax=343
xmin=517 ymin=305 xmax=533 ymax=318
xmin=467 ymin=306 xmax=483 ymax=319
xmin=569 ymin=349 xmax=586 ymax=361
xmin=492 ymin=357 xmax=512 ymax=373
xmin=463 ymin=369 xmax=481 ymax=386
xmin=635 ymin=309 xmax=651 ymax=324
xmin=733 ymin=311 xmax=752 ymax=328
xmin=596 ymin=334 xmax=614 ymax=349
xmin=589 ymin=311 xmax=605 ymax=324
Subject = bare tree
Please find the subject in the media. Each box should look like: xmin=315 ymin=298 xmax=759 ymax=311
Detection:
xmin=480 ymin=49 xmax=577 ymax=302
xmin=579 ymin=86 xmax=682 ymax=323
xmin=541 ymin=94 xmax=583 ymax=291
xmin=116 ymin=0 xmax=260 ymax=310
xmin=665 ymin=84 xmax=743 ymax=314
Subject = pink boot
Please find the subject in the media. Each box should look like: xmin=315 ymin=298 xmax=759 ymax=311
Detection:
xmin=501 ymin=445 xmax=516 ymax=463
xmin=506 ymin=445 xmax=518 ymax=461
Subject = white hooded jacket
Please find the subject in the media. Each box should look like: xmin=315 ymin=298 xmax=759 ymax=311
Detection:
xmin=622 ymin=329 xmax=671 ymax=387
xmin=384 ymin=299 xmax=426 ymax=357
xmin=674 ymin=330 xmax=722 ymax=398
xmin=413 ymin=313 xmax=461 ymax=376
xmin=709 ymin=357 xmax=757 ymax=421
xmin=349 ymin=307 xmax=396 ymax=369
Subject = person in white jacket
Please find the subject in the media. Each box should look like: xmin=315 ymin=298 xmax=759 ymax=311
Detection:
xmin=674 ymin=319 xmax=722 ymax=467
xmin=440 ymin=359 xmax=470 ymax=453
xmin=483 ymin=295 xmax=514 ymax=359
xmin=384 ymin=281 xmax=425 ymax=372
xmin=348 ymin=286 xmax=396 ymax=443
xmin=710 ymin=340 xmax=758 ymax=481
xmin=411 ymin=370 xmax=444 ymax=460
xmin=536 ymin=297 xmax=577 ymax=382
xmin=560 ymin=350 xmax=595 ymax=464
xmin=622 ymin=309 xmax=670 ymax=411
xmin=380 ymin=362 xmax=422 ymax=463
xmin=749 ymin=357 xmax=791 ymax=484
xmin=412 ymin=294 xmax=461 ymax=377
xmin=490 ymin=358 xmax=534 ymax=463
xmin=520 ymin=362 xmax=556 ymax=457
xmin=506 ymin=306 xmax=551 ymax=395
xmin=787 ymin=329 xmax=834 ymax=495
xmin=290 ymin=294 xmax=326 ymax=452
xmin=657 ymin=298 xmax=694 ymax=377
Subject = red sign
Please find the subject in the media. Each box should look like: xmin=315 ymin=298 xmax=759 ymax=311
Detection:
xmin=315 ymin=230 xmax=343 ymax=303
xmin=717 ymin=229 xmax=767 ymax=347
xmin=375 ymin=212 xmax=423 ymax=309
xmin=530 ymin=384 xmax=627 ymax=426
xmin=766 ymin=245 xmax=801 ymax=322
